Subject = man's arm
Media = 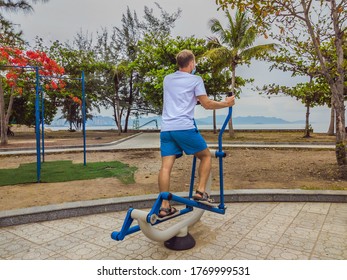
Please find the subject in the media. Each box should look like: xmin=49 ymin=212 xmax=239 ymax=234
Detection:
xmin=197 ymin=95 xmax=235 ymax=110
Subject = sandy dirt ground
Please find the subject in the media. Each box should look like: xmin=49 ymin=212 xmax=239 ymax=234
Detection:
xmin=1 ymin=148 xmax=346 ymax=211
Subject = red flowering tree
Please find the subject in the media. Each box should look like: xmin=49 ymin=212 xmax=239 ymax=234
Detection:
xmin=0 ymin=46 xmax=66 ymax=145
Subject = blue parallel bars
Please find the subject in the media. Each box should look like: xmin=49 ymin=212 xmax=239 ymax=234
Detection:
xmin=1 ymin=65 xmax=87 ymax=181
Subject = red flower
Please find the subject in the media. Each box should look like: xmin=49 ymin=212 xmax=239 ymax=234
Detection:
xmin=2 ymin=47 xmax=65 ymax=92
xmin=0 ymin=49 xmax=10 ymax=59
xmin=58 ymin=80 xmax=66 ymax=89
xmin=51 ymin=81 xmax=58 ymax=90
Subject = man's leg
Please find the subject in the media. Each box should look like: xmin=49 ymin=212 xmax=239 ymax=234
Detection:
xmin=158 ymin=155 xmax=176 ymax=214
xmin=194 ymin=148 xmax=212 ymax=196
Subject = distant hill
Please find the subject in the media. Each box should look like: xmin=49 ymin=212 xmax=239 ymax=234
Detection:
xmin=48 ymin=115 xmax=116 ymax=127
xmin=48 ymin=115 xmax=304 ymax=127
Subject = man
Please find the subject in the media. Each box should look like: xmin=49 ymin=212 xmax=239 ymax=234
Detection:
xmin=158 ymin=49 xmax=235 ymax=218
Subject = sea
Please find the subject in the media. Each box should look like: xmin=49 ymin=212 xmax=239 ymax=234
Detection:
xmin=46 ymin=122 xmax=330 ymax=133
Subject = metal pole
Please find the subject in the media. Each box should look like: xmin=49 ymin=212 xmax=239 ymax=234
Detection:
xmin=41 ymin=88 xmax=45 ymax=162
xmin=35 ymin=67 xmax=41 ymax=182
xmin=81 ymin=71 xmax=86 ymax=166
xmin=217 ymin=106 xmax=232 ymax=209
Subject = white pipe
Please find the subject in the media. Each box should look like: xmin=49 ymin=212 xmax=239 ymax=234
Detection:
xmin=131 ymin=208 xmax=204 ymax=242
xmin=131 ymin=172 xmax=212 ymax=242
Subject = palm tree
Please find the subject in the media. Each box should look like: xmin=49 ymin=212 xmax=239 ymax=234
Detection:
xmin=206 ymin=9 xmax=276 ymax=137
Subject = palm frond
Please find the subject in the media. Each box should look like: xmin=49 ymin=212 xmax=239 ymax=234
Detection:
xmin=204 ymin=47 xmax=233 ymax=72
xmin=206 ymin=36 xmax=222 ymax=49
xmin=208 ymin=18 xmax=229 ymax=45
xmin=238 ymin=25 xmax=257 ymax=50
xmin=207 ymin=8 xmax=277 ymax=71
xmin=240 ymin=43 xmax=277 ymax=60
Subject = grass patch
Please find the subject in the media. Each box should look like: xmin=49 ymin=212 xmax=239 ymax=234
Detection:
xmin=0 ymin=160 xmax=137 ymax=186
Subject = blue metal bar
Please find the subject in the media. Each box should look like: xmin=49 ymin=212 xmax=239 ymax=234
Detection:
xmin=218 ymin=107 xmax=233 ymax=152
xmin=111 ymin=208 xmax=136 ymax=241
xmin=217 ymin=107 xmax=233 ymax=208
xmin=147 ymin=193 xmax=164 ymax=223
xmin=41 ymin=88 xmax=45 ymax=163
xmin=188 ymin=156 xmax=197 ymax=199
xmin=138 ymin=119 xmax=158 ymax=129
xmin=219 ymin=153 xmax=225 ymax=208
xmin=39 ymin=75 xmax=81 ymax=81
xmin=35 ymin=67 xmax=41 ymax=182
xmin=81 ymin=71 xmax=86 ymax=166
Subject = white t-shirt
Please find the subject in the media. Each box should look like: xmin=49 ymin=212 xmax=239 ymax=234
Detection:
xmin=161 ymin=71 xmax=207 ymax=132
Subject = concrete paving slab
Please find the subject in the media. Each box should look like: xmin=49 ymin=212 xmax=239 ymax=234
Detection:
xmin=1 ymin=201 xmax=346 ymax=260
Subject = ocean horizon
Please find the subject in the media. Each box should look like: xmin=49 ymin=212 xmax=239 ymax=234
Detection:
xmin=46 ymin=122 xmax=329 ymax=133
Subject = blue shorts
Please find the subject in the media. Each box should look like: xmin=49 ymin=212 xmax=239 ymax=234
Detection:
xmin=160 ymin=129 xmax=208 ymax=158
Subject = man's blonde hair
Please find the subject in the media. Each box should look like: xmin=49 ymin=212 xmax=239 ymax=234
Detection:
xmin=176 ymin=50 xmax=195 ymax=68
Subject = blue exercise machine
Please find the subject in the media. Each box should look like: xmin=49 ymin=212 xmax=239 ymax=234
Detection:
xmin=111 ymin=106 xmax=233 ymax=250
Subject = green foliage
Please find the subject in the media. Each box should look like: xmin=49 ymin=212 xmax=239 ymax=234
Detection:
xmin=0 ymin=15 xmax=24 ymax=46
xmin=76 ymin=4 xmax=183 ymax=131
xmin=0 ymin=0 xmax=49 ymax=46
xmin=34 ymin=38 xmax=99 ymax=128
xmin=0 ymin=160 xmax=137 ymax=186
xmin=206 ymin=9 xmax=276 ymax=94
xmin=217 ymin=0 xmax=346 ymax=164
xmin=134 ymin=35 xmax=210 ymax=112
xmin=260 ymin=80 xmax=330 ymax=107
xmin=8 ymin=93 xmax=58 ymax=126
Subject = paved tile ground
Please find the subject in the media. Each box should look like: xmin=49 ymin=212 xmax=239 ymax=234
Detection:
xmin=1 ymin=201 xmax=346 ymax=260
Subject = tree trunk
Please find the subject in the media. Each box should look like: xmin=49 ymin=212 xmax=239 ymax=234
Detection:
xmin=115 ymin=101 xmax=122 ymax=135
xmin=5 ymin=88 xmax=15 ymax=126
xmin=0 ymin=81 xmax=8 ymax=146
xmin=124 ymin=72 xmax=135 ymax=133
xmin=213 ymin=109 xmax=217 ymax=134
xmin=327 ymin=106 xmax=335 ymax=136
xmin=228 ymin=63 xmax=236 ymax=138
xmin=334 ymin=101 xmax=346 ymax=166
xmin=114 ymin=72 xmax=122 ymax=135
xmin=303 ymin=101 xmax=311 ymax=138
xmin=301 ymin=0 xmax=346 ymax=166
xmin=113 ymin=96 xmax=122 ymax=135
xmin=330 ymin=0 xmax=346 ymax=166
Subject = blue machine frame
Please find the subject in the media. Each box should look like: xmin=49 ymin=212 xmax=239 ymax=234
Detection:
xmin=111 ymin=106 xmax=233 ymax=241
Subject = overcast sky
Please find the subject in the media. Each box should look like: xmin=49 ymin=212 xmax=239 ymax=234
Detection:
xmin=6 ymin=0 xmax=335 ymax=131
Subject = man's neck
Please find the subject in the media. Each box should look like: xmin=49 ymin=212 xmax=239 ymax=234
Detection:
xmin=178 ymin=67 xmax=190 ymax=73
